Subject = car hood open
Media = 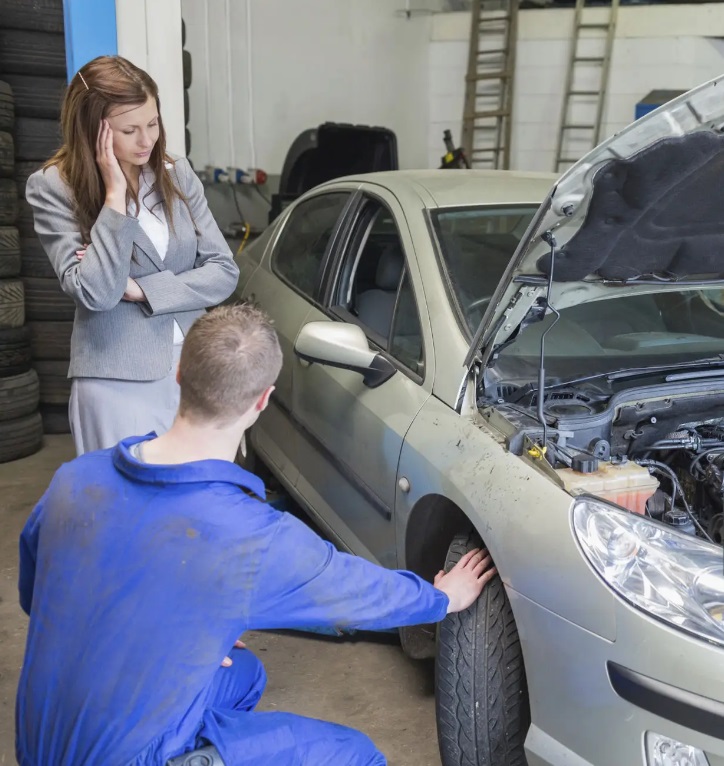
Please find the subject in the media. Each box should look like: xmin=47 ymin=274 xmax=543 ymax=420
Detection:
xmin=465 ymin=74 xmax=724 ymax=369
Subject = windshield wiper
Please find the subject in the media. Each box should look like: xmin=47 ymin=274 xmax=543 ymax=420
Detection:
xmin=547 ymin=355 xmax=724 ymax=390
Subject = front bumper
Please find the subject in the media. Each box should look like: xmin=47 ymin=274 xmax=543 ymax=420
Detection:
xmin=509 ymin=587 xmax=724 ymax=766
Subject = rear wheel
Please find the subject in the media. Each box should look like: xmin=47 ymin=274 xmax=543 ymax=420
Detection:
xmin=436 ymin=531 xmax=530 ymax=766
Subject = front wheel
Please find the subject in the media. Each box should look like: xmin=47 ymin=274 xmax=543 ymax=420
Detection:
xmin=436 ymin=531 xmax=530 ymax=766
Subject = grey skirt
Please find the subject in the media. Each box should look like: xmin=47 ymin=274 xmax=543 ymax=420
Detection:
xmin=69 ymin=345 xmax=182 ymax=456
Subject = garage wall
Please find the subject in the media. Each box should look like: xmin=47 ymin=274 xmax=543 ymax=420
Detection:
xmin=181 ymin=0 xmax=437 ymax=174
xmin=115 ymin=0 xmax=186 ymax=158
xmin=430 ymin=4 xmax=724 ymax=172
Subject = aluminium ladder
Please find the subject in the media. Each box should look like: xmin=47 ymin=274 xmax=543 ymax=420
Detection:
xmin=461 ymin=0 xmax=519 ymax=170
xmin=554 ymin=0 xmax=620 ymax=172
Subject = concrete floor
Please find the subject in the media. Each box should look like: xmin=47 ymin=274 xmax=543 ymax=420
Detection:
xmin=0 ymin=435 xmax=441 ymax=766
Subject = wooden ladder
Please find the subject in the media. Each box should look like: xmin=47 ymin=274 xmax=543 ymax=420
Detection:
xmin=461 ymin=0 xmax=519 ymax=170
xmin=554 ymin=0 xmax=620 ymax=172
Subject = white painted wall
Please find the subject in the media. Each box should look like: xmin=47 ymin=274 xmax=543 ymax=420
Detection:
xmin=430 ymin=4 xmax=724 ymax=172
xmin=115 ymin=0 xmax=186 ymax=157
xmin=181 ymin=0 xmax=435 ymax=173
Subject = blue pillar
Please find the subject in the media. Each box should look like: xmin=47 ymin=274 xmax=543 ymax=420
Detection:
xmin=63 ymin=0 xmax=118 ymax=82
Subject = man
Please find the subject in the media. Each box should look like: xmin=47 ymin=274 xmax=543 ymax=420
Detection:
xmin=16 ymin=305 xmax=496 ymax=766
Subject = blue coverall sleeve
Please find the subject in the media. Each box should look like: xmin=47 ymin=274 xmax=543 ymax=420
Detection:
xmin=249 ymin=513 xmax=449 ymax=633
xmin=18 ymin=494 xmax=45 ymax=616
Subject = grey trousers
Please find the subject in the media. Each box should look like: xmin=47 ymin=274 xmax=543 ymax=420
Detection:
xmin=68 ymin=345 xmax=182 ymax=456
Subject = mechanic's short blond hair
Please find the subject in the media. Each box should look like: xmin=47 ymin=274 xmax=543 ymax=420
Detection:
xmin=178 ymin=304 xmax=282 ymax=425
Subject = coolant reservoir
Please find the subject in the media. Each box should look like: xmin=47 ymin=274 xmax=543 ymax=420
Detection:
xmin=556 ymin=460 xmax=659 ymax=515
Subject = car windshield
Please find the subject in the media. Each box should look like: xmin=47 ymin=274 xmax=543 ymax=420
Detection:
xmin=432 ymin=205 xmax=538 ymax=334
xmin=495 ymin=289 xmax=724 ymax=385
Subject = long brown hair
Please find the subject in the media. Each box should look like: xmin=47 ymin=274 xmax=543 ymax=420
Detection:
xmin=45 ymin=55 xmax=185 ymax=241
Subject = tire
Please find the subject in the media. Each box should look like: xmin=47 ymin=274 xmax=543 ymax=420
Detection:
xmin=182 ymin=49 xmax=192 ymax=89
xmin=436 ymin=531 xmax=530 ymax=766
xmin=0 ymin=369 xmax=39 ymax=421
xmin=0 ymin=179 xmax=18 ymax=226
xmin=27 ymin=320 xmax=71 ymax=360
xmin=0 ymin=326 xmax=31 ymax=377
xmin=2 ymin=74 xmax=65 ymax=119
xmin=0 ymin=0 xmax=64 ymax=33
xmin=33 ymin=359 xmax=70 ymax=404
xmin=20 ymin=236 xmax=53 ymax=277
xmin=0 ymin=279 xmax=24 ymax=327
xmin=0 ymin=411 xmax=42 ymax=463
xmin=0 ymin=81 xmax=14 ymax=131
xmin=23 ymin=277 xmax=74 ymax=321
xmin=14 ymin=117 xmax=61 ymax=162
xmin=0 ymin=131 xmax=14 ymax=178
xmin=0 ymin=226 xmax=21 ymax=277
xmin=185 ymin=128 xmax=191 ymax=156
xmin=0 ymin=30 xmax=66 ymax=77
xmin=17 ymin=198 xmax=35 ymax=236
xmin=15 ymin=160 xmax=42 ymax=197
xmin=184 ymin=89 xmax=189 ymax=126
xmin=39 ymin=402 xmax=69 ymax=434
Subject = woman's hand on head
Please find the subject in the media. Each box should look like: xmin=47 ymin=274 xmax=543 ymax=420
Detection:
xmin=96 ymin=119 xmax=127 ymax=213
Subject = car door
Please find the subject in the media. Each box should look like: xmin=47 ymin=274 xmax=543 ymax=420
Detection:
xmin=291 ymin=188 xmax=434 ymax=567
xmin=240 ymin=190 xmax=354 ymax=485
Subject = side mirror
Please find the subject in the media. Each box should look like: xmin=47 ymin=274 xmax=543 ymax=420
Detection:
xmin=294 ymin=321 xmax=396 ymax=388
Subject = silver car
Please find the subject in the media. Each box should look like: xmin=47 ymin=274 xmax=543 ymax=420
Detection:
xmin=233 ymin=76 xmax=724 ymax=766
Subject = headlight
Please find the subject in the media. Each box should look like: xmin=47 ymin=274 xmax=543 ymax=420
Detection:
xmin=573 ymin=498 xmax=724 ymax=645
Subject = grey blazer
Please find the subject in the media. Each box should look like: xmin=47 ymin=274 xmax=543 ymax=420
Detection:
xmin=26 ymin=158 xmax=239 ymax=380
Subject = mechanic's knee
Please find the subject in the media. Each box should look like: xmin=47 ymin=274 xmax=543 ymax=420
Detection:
xmin=230 ymin=647 xmax=267 ymax=704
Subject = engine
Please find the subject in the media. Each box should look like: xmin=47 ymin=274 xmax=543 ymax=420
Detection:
xmin=488 ymin=382 xmax=724 ymax=543
xmin=631 ymin=424 xmax=724 ymax=542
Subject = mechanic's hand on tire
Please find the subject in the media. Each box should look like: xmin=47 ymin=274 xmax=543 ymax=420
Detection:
xmin=434 ymin=548 xmax=497 ymax=613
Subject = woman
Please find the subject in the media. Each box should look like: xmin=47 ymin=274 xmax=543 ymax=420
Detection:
xmin=26 ymin=55 xmax=239 ymax=455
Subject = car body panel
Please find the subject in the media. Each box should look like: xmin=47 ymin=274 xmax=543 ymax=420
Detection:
xmin=289 ymin=183 xmax=435 ymax=564
xmin=396 ymin=393 xmax=616 ymax=640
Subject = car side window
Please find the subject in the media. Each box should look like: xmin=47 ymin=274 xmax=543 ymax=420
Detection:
xmin=333 ymin=201 xmax=424 ymax=377
xmin=272 ymin=192 xmax=350 ymax=299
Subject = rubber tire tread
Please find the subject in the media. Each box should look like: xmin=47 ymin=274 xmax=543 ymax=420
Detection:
xmin=0 ymin=30 xmax=66 ymax=77
xmin=20 ymin=237 xmax=53 ymax=277
xmin=34 ymin=358 xmax=69 ymax=404
xmin=23 ymin=277 xmax=73 ymax=321
xmin=0 ymin=82 xmax=14 ymax=131
xmin=0 ymin=410 xmax=42 ymax=463
xmin=15 ymin=161 xmax=42 ymax=197
xmin=0 ymin=0 xmax=64 ymax=32
xmin=0 ymin=131 xmax=13 ymax=177
xmin=14 ymin=117 xmax=61 ymax=161
xmin=27 ymin=320 xmax=71 ymax=360
xmin=0 ymin=326 xmax=31 ymax=377
xmin=2 ymin=74 xmax=64 ymax=119
xmin=183 ymin=49 xmax=192 ymax=89
xmin=0 ymin=227 xmax=21 ymax=277
xmin=0 ymin=368 xmax=39 ymax=421
xmin=17 ymin=199 xmax=35 ymax=236
xmin=0 ymin=279 xmax=24 ymax=327
xmin=39 ymin=402 xmax=69 ymax=434
xmin=435 ymin=531 xmax=530 ymax=766
xmin=0 ymin=179 xmax=18 ymax=226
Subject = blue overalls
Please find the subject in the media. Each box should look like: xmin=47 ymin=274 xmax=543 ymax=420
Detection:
xmin=16 ymin=435 xmax=448 ymax=766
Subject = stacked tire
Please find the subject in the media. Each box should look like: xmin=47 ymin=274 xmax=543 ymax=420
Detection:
xmin=0 ymin=79 xmax=42 ymax=461
xmin=0 ymin=0 xmax=73 ymax=436
xmin=182 ymin=18 xmax=192 ymax=159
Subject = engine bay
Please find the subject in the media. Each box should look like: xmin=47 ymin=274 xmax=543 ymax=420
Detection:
xmin=485 ymin=381 xmax=724 ymax=544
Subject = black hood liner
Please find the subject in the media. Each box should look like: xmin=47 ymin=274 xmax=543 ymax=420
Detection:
xmin=537 ymin=131 xmax=724 ymax=282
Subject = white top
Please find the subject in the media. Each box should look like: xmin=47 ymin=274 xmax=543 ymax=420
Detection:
xmin=130 ymin=167 xmax=184 ymax=345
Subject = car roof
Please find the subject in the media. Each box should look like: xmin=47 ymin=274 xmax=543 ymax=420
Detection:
xmin=327 ymin=169 xmax=558 ymax=208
